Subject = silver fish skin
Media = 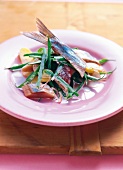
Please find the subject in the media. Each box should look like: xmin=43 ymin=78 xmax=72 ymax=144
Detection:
xmin=50 ymin=37 xmax=86 ymax=77
xmin=22 ymin=18 xmax=87 ymax=77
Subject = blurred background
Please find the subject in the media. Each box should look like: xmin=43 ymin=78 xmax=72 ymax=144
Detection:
xmin=1 ymin=0 xmax=123 ymax=47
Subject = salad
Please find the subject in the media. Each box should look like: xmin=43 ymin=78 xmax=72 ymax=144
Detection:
xmin=6 ymin=18 xmax=115 ymax=103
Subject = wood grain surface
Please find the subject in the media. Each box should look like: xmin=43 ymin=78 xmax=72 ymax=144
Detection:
xmin=0 ymin=1 xmax=123 ymax=155
xmin=1 ymin=2 xmax=123 ymax=46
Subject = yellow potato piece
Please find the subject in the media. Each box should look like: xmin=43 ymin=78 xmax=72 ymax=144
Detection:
xmin=20 ymin=48 xmax=51 ymax=83
xmin=19 ymin=48 xmax=34 ymax=64
xmin=31 ymin=73 xmax=51 ymax=83
xmin=21 ymin=64 xmax=33 ymax=78
xmin=22 ymin=65 xmax=51 ymax=83
xmin=86 ymin=63 xmax=105 ymax=74
xmin=85 ymin=67 xmax=94 ymax=74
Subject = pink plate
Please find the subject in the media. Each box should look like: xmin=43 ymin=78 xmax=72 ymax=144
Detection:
xmin=0 ymin=30 xmax=123 ymax=126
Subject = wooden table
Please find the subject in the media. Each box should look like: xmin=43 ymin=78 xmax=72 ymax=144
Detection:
xmin=0 ymin=1 xmax=123 ymax=155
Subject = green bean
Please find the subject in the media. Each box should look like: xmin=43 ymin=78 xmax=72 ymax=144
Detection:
xmin=55 ymin=76 xmax=79 ymax=97
xmin=29 ymin=60 xmax=41 ymax=65
xmin=24 ymin=48 xmax=45 ymax=59
xmin=5 ymin=62 xmax=28 ymax=70
xmin=53 ymin=65 xmax=63 ymax=77
xmin=36 ymin=48 xmax=47 ymax=88
xmin=43 ymin=68 xmax=78 ymax=99
xmin=37 ymin=47 xmax=45 ymax=54
xmin=99 ymin=58 xmax=115 ymax=65
xmin=85 ymin=74 xmax=104 ymax=81
xmin=99 ymin=58 xmax=108 ymax=65
xmin=24 ymin=53 xmax=42 ymax=57
xmin=52 ymin=56 xmax=74 ymax=68
xmin=47 ymin=38 xmax=51 ymax=69
xmin=52 ymin=56 xmax=66 ymax=61
xmin=84 ymin=73 xmax=88 ymax=85
xmin=75 ymin=77 xmax=86 ymax=92
xmin=25 ymin=55 xmax=42 ymax=59
xmin=100 ymin=67 xmax=116 ymax=75
xmin=43 ymin=69 xmax=54 ymax=77
xmin=17 ymin=66 xmax=40 ymax=88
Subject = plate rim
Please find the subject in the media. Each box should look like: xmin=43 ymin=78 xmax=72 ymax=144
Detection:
xmin=0 ymin=29 xmax=123 ymax=126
